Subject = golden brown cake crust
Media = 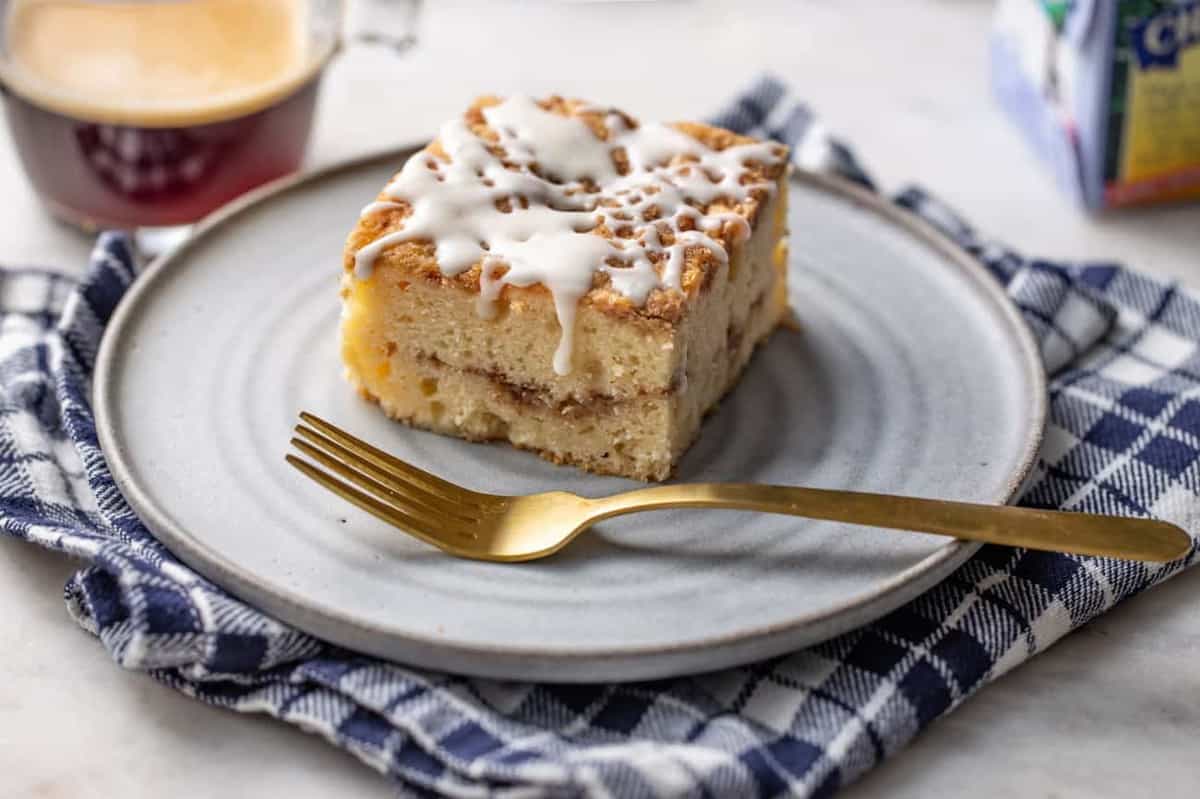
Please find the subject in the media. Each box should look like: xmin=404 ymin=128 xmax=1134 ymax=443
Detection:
xmin=343 ymin=95 xmax=788 ymax=324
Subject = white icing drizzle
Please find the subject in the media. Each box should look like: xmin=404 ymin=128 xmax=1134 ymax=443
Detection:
xmin=353 ymin=95 xmax=784 ymax=375
xmin=360 ymin=200 xmax=404 ymax=216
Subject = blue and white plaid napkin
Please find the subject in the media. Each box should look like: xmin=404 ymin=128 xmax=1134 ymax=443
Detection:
xmin=3 ymin=76 xmax=1197 ymax=797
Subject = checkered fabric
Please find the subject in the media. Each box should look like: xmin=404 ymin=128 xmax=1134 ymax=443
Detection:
xmin=2 ymin=76 xmax=1197 ymax=797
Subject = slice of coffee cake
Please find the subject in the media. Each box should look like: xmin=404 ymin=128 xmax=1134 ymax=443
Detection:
xmin=341 ymin=95 xmax=789 ymax=480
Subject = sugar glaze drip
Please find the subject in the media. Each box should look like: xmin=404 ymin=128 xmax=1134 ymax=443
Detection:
xmin=354 ymin=95 xmax=784 ymax=375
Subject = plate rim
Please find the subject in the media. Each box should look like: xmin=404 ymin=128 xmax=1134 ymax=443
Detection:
xmin=94 ymin=146 xmax=1047 ymax=678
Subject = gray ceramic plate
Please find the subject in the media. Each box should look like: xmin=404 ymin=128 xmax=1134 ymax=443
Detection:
xmin=94 ymin=149 xmax=1046 ymax=682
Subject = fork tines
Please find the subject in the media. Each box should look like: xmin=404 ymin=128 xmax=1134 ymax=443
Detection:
xmin=286 ymin=412 xmax=480 ymax=548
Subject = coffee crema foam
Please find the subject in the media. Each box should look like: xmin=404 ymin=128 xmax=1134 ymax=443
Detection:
xmin=0 ymin=0 xmax=328 ymax=126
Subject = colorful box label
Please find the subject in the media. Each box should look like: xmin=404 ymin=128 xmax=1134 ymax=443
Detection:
xmin=994 ymin=0 xmax=1200 ymax=209
xmin=1108 ymin=1 xmax=1200 ymax=206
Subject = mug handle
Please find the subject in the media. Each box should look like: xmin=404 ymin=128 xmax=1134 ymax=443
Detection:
xmin=345 ymin=0 xmax=423 ymax=54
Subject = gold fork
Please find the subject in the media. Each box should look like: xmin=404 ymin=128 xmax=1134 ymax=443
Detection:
xmin=286 ymin=412 xmax=1192 ymax=564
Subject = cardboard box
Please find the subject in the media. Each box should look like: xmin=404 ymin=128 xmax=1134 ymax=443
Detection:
xmin=992 ymin=0 xmax=1200 ymax=209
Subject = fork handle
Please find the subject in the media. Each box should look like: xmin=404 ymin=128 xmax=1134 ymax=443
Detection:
xmin=586 ymin=484 xmax=1192 ymax=562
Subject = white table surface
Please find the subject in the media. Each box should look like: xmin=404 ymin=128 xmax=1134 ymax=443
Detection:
xmin=3 ymin=2 xmax=1199 ymax=797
